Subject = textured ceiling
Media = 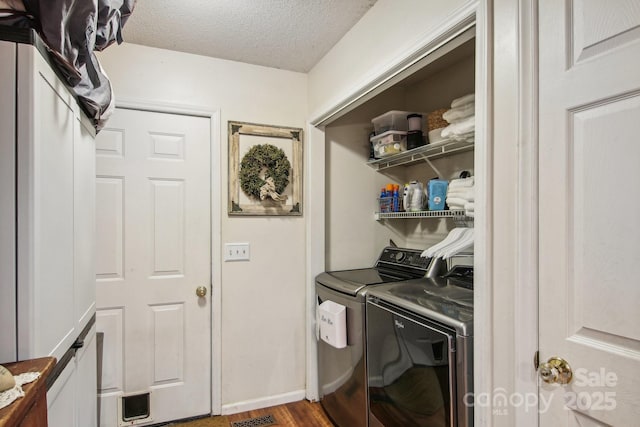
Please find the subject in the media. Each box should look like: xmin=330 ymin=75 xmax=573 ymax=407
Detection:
xmin=123 ymin=0 xmax=378 ymax=73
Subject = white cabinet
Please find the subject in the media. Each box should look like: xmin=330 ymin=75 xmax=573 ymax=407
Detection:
xmin=16 ymin=40 xmax=77 ymax=362
xmin=0 ymin=40 xmax=17 ymax=364
xmin=74 ymin=107 xmax=98 ymax=333
xmin=0 ymin=31 xmax=97 ymax=426
xmin=48 ymin=326 xmax=98 ymax=427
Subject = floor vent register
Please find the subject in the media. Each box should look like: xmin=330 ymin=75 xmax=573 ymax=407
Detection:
xmin=230 ymin=414 xmax=276 ymax=427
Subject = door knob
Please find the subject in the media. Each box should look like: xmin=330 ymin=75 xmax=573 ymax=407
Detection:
xmin=539 ymin=356 xmax=572 ymax=384
xmin=196 ymin=286 xmax=207 ymax=298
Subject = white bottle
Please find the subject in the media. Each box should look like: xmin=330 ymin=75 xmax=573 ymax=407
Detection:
xmin=407 ymin=181 xmax=425 ymax=212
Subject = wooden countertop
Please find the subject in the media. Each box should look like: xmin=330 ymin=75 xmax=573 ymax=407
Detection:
xmin=0 ymin=357 xmax=55 ymax=427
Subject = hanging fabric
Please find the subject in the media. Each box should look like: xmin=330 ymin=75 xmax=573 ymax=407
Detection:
xmin=19 ymin=0 xmax=136 ymax=130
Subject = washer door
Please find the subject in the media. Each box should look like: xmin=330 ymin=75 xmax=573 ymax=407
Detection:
xmin=366 ymin=300 xmax=456 ymax=427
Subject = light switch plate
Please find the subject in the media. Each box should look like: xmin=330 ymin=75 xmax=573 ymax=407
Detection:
xmin=224 ymin=243 xmax=250 ymax=261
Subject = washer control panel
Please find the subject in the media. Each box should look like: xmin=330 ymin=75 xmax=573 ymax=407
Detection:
xmin=376 ymin=247 xmax=431 ymax=271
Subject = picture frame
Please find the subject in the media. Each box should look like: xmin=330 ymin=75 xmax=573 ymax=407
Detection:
xmin=228 ymin=121 xmax=303 ymax=216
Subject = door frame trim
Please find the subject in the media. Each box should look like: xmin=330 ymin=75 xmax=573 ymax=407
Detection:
xmin=113 ymin=98 xmax=222 ymax=415
xmin=514 ymin=1 xmax=539 ymax=426
xmin=304 ymin=4 xmax=503 ymax=427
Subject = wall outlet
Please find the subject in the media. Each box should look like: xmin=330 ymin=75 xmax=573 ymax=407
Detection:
xmin=224 ymin=243 xmax=250 ymax=261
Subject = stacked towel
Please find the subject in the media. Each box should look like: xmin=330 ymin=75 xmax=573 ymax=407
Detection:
xmin=441 ymin=116 xmax=475 ymax=141
xmin=442 ymin=102 xmax=474 ymax=123
xmin=441 ymin=93 xmax=475 ymax=142
xmin=451 ymin=93 xmax=475 ymax=108
xmin=446 ymin=176 xmax=475 ymax=217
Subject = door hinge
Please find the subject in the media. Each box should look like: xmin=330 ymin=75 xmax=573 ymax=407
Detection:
xmin=533 ymin=350 xmax=539 ymax=370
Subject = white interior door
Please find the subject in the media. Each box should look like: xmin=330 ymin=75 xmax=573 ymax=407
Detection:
xmin=95 ymin=108 xmax=211 ymax=426
xmin=538 ymin=1 xmax=640 ymax=425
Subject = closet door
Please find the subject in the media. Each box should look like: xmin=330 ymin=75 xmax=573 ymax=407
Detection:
xmin=538 ymin=1 xmax=640 ymax=425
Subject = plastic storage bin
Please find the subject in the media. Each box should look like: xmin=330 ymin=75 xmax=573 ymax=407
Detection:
xmin=371 ymin=131 xmax=407 ymax=157
xmin=372 ymin=110 xmax=427 ymax=135
xmin=372 ymin=110 xmax=412 ymax=134
xmin=378 ymin=196 xmax=403 ymax=213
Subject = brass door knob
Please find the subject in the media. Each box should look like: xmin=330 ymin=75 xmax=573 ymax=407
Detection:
xmin=196 ymin=286 xmax=207 ymax=298
xmin=539 ymin=356 xmax=572 ymax=384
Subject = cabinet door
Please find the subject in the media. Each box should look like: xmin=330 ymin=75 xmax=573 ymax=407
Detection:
xmin=75 ymin=117 xmax=97 ymax=330
xmin=47 ymin=357 xmax=77 ymax=427
xmin=17 ymin=44 xmax=76 ymax=361
xmin=46 ymin=328 xmax=98 ymax=427
xmin=76 ymin=327 xmax=98 ymax=427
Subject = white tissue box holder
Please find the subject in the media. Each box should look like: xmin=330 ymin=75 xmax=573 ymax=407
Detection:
xmin=319 ymin=300 xmax=347 ymax=349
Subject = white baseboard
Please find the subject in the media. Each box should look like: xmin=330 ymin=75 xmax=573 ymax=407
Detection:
xmin=220 ymin=389 xmax=307 ymax=415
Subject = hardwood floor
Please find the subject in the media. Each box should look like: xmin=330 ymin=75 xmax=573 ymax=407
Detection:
xmin=170 ymin=400 xmax=335 ymax=426
xmin=228 ymin=400 xmax=334 ymax=426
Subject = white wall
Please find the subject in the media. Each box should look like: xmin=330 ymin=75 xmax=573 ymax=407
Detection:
xmin=308 ymin=0 xmax=473 ymax=119
xmin=324 ymin=88 xmax=406 ymax=270
xmin=325 ymin=124 xmax=406 ymax=270
xmin=97 ymin=43 xmax=308 ymax=410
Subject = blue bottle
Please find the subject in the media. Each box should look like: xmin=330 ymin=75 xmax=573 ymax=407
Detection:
xmin=392 ymin=184 xmax=400 ymax=212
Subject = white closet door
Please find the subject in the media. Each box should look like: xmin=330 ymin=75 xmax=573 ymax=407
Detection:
xmin=538 ymin=0 xmax=640 ymax=425
xmin=96 ymin=108 xmax=211 ymax=425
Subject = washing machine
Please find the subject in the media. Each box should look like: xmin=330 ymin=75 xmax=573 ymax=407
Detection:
xmin=365 ymin=274 xmax=474 ymax=427
xmin=316 ymin=247 xmax=431 ymax=427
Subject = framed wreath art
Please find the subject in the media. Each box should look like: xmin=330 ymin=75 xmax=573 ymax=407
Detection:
xmin=228 ymin=121 xmax=303 ymax=216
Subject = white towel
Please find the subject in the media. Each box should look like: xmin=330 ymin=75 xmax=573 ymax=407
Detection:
xmin=465 ymin=202 xmax=475 ymax=217
xmin=447 ymin=188 xmax=474 ymax=199
xmin=446 ymin=197 xmax=469 ymax=208
xmin=450 ymin=131 xmax=475 ymax=142
xmin=451 ymin=93 xmax=475 ymax=108
xmin=442 ymin=103 xmax=475 ymax=123
xmin=448 ymin=177 xmax=475 ymax=189
xmin=441 ymin=115 xmax=475 ymax=139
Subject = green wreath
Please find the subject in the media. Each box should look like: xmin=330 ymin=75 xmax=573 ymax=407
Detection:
xmin=239 ymin=144 xmax=291 ymax=199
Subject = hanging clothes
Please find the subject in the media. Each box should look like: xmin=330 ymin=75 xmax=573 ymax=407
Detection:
xmin=19 ymin=0 xmax=136 ymax=130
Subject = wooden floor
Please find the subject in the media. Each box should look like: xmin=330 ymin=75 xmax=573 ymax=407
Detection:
xmin=228 ymin=400 xmax=334 ymax=426
xmin=170 ymin=400 xmax=335 ymax=426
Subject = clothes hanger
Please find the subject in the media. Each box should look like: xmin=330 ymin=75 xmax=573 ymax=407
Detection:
xmin=440 ymin=228 xmax=474 ymax=259
xmin=421 ymin=227 xmax=466 ymax=258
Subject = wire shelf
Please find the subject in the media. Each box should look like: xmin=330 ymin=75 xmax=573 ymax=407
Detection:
xmin=374 ymin=209 xmax=471 ymax=220
xmin=367 ymin=138 xmax=474 ymax=171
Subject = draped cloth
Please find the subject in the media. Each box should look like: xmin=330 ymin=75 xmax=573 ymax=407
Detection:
xmin=21 ymin=0 xmax=136 ymax=130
